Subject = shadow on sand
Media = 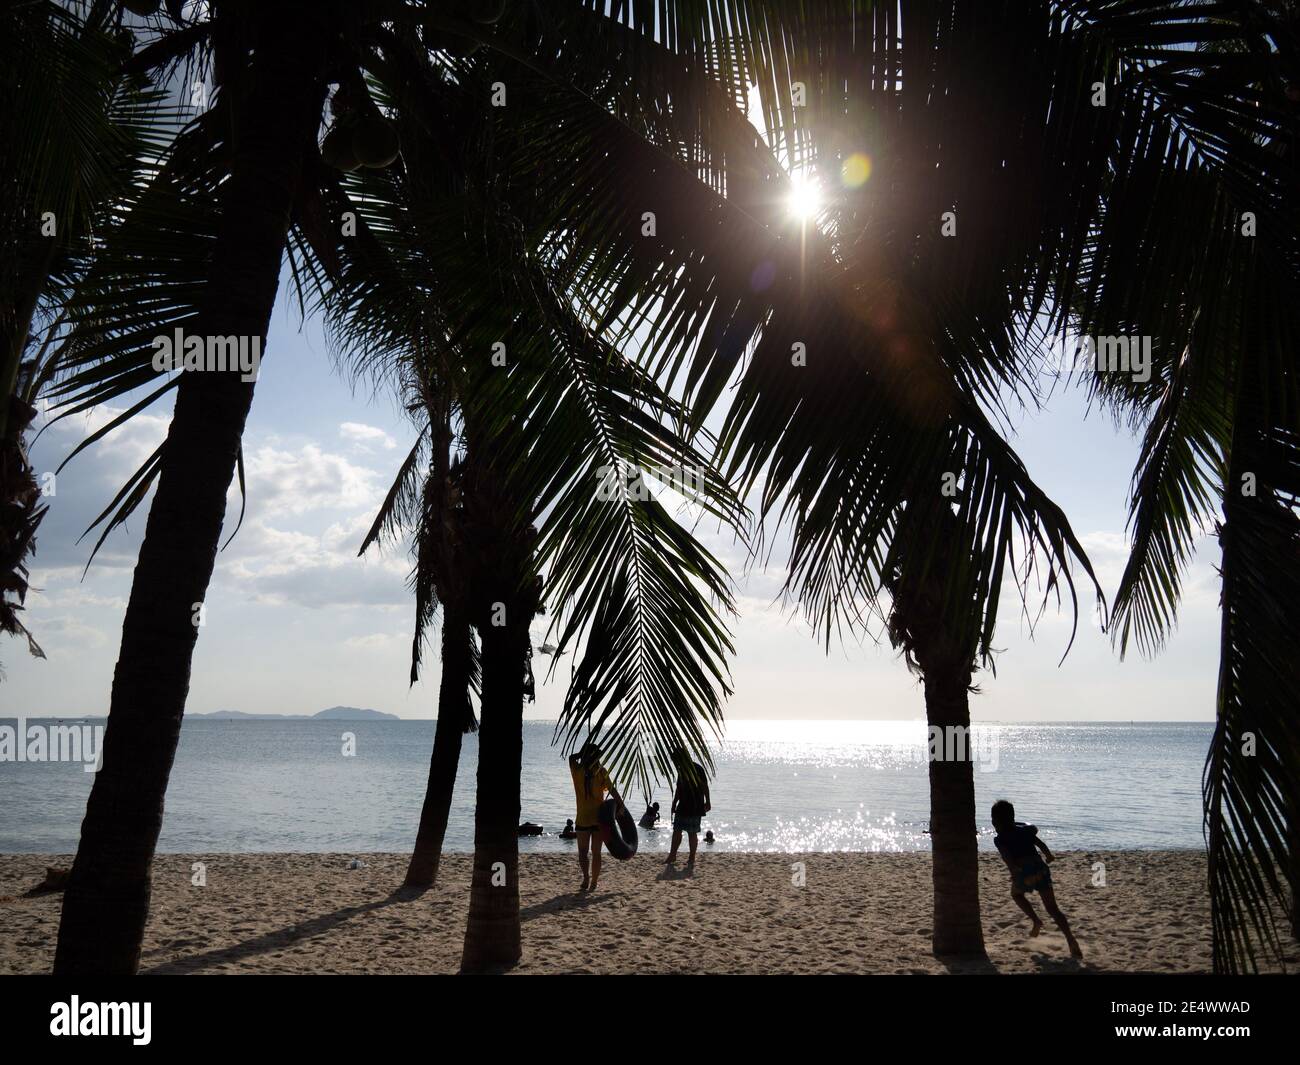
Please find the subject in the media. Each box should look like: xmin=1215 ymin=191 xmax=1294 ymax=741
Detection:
xmin=937 ymin=951 xmax=1093 ymax=975
xmin=1026 ymin=952 xmax=1092 ymax=973
xmin=937 ymin=953 xmax=1001 ymax=974
xmin=141 ymin=889 xmax=416 ymax=974
xmin=519 ymin=890 xmax=614 ymax=923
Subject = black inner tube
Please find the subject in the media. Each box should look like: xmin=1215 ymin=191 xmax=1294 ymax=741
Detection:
xmin=597 ymin=798 xmax=639 ymax=860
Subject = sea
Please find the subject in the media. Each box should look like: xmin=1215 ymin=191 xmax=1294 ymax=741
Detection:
xmin=0 ymin=719 xmax=1210 ymax=854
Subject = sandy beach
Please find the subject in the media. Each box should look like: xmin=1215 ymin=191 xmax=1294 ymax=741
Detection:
xmin=3 ymin=850 xmax=1294 ymax=974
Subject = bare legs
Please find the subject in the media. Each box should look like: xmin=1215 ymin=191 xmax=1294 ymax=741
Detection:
xmin=666 ymin=828 xmax=682 ymax=863
xmin=1013 ymin=887 xmax=1082 ymax=957
xmin=666 ymin=829 xmax=699 ymax=865
xmin=577 ymin=830 xmax=591 ymax=892
xmin=576 ymin=829 xmax=602 ymax=893
xmin=1038 ymin=886 xmax=1082 ymax=957
xmin=1011 ymin=892 xmax=1043 ymax=936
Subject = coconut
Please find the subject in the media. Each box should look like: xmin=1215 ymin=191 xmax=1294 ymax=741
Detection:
xmin=475 ymin=0 xmax=507 ymax=24
xmin=351 ymin=116 xmax=400 ymax=169
xmin=320 ymin=125 xmax=361 ymax=172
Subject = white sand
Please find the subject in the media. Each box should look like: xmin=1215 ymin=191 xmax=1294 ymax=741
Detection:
xmin=1 ymin=851 xmax=1295 ymax=974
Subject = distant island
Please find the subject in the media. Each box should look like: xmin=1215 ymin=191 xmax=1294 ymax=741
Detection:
xmin=189 ymin=706 xmax=399 ymax=721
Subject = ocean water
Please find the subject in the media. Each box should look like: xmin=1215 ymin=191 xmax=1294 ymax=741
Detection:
xmin=0 ymin=719 xmax=1210 ymax=854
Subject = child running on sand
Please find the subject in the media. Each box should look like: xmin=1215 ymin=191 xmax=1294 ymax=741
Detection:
xmin=991 ymin=799 xmax=1082 ymax=958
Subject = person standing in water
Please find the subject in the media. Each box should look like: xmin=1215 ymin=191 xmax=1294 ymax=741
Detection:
xmin=666 ymin=748 xmax=711 ymax=867
xmin=568 ymin=743 xmax=623 ymax=893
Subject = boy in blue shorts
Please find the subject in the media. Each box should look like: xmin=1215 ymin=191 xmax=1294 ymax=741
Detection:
xmin=992 ymin=799 xmax=1082 ymax=958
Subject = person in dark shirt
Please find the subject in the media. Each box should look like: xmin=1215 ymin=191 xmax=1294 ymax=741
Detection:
xmin=666 ymin=748 xmax=711 ymax=866
xmin=638 ymin=801 xmax=661 ymax=829
xmin=992 ymin=799 xmax=1082 ymax=958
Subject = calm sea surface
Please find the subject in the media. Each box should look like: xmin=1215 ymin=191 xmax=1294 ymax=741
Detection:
xmin=0 ymin=719 xmax=1210 ymax=853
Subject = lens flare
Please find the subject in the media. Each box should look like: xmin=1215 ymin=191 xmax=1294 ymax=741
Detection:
xmin=841 ymin=152 xmax=872 ymax=188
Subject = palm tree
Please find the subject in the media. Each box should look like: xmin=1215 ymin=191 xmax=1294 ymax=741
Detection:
xmin=49 ymin=0 xmax=336 ymax=974
xmin=353 ymin=346 xmax=479 ymax=891
xmin=44 ymin=0 xmax=519 ymax=976
xmin=1076 ymin=5 xmax=1299 ymax=967
xmin=389 ymin=445 xmax=481 ymax=891
xmin=402 ymin=604 xmax=476 ymax=889
xmin=885 ymin=504 xmax=994 ymax=953
xmin=311 ymin=42 xmax=745 ymax=967
xmin=1102 ymin=291 xmax=1300 ymax=971
xmin=455 ymin=438 xmax=541 ymax=970
xmin=753 ymin=0 xmax=1295 ymax=963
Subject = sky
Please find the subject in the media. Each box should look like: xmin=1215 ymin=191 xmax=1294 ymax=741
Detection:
xmin=2 ymin=57 xmax=1226 ymax=727
xmin=5 ymin=285 xmax=1224 ymax=724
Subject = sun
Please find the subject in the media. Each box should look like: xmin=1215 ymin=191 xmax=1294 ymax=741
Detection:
xmin=786 ymin=174 xmax=823 ymax=222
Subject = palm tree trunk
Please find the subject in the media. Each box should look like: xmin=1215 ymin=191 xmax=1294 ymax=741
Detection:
xmin=924 ymin=668 xmax=986 ymax=957
xmin=459 ymin=591 xmax=532 ymax=972
xmin=403 ymin=607 xmax=473 ymax=888
xmin=52 ymin=8 xmax=327 ymax=975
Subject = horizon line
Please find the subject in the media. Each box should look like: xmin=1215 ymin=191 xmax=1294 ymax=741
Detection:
xmin=5 ymin=714 xmax=1218 ymax=724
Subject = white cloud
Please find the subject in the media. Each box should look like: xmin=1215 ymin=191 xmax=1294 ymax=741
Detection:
xmin=339 ymin=421 xmax=397 ymax=452
xmin=239 ymin=443 xmax=382 ymax=517
xmin=32 ymin=614 xmax=111 ymax=650
xmin=35 ymin=404 xmax=172 ymax=488
xmin=23 ymin=405 xmax=175 ymax=574
xmin=216 ymin=516 xmax=410 ymax=610
xmin=28 ymin=419 xmax=411 ymax=617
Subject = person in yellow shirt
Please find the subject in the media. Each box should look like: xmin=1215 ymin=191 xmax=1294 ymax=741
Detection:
xmin=568 ymin=743 xmax=623 ymax=892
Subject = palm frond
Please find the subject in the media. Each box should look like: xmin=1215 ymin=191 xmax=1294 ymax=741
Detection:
xmin=1208 ymin=414 xmax=1300 ymax=972
xmin=309 ymin=46 xmax=746 ymax=790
